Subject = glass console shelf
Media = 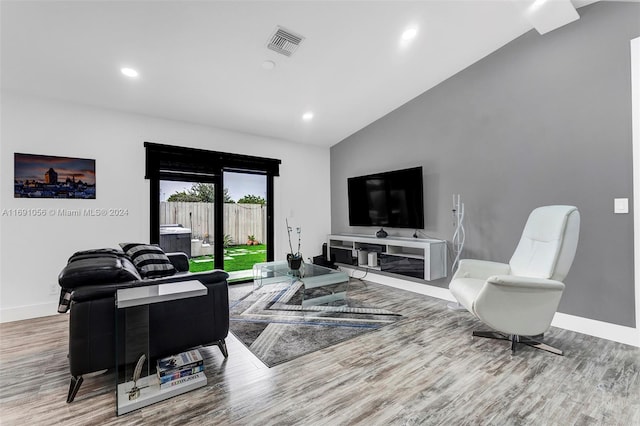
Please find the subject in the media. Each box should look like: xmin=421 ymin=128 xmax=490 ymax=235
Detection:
xmin=115 ymin=280 xmax=208 ymax=415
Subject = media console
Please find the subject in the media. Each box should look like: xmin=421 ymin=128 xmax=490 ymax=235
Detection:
xmin=327 ymin=234 xmax=447 ymax=281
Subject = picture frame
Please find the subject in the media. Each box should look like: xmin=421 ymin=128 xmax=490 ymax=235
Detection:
xmin=14 ymin=153 xmax=96 ymax=199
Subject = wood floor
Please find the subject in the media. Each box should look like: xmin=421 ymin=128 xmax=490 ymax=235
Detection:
xmin=1 ymin=281 xmax=639 ymax=425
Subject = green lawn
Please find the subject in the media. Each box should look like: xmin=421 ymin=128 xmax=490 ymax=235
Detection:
xmin=189 ymin=244 xmax=266 ymax=273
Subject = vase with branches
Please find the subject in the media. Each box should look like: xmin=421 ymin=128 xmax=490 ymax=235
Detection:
xmin=286 ymin=218 xmax=302 ymax=270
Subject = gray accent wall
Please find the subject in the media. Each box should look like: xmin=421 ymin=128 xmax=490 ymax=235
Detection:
xmin=330 ymin=2 xmax=640 ymax=327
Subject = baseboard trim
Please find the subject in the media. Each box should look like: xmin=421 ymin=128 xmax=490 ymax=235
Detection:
xmin=341 ymin=266 xmax=640 ymax=348
xmin=551 ymin=312 xmax=639 ymax=348
xmin=0 ymin=302 xmax=59 ymax=323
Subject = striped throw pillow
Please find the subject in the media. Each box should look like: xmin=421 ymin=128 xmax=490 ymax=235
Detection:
xmin=119 ymin=243 xmax=176 ymax=278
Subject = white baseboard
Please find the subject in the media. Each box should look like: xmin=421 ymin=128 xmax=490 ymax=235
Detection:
xmin=0 ymin=301 xmax=59 ymax=323
xmin=341 ymin=266 xmax=640 ymax=348
xmin=551 ymin=312 xmax=639 ymax=347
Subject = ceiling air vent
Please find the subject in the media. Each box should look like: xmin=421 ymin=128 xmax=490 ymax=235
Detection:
xmin=267 ymin=26 xmax=304 ymax=57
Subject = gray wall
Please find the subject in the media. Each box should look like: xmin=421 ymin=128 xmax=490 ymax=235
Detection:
xmin=330 ymin=2 xmax=640 ymax=327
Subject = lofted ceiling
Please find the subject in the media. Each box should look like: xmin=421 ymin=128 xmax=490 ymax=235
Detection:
xmin=1 ymin=0 xmax=599 ymax=147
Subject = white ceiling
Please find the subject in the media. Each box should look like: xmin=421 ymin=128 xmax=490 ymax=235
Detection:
xmin=1 ymin=0 xmax=599 ymax=147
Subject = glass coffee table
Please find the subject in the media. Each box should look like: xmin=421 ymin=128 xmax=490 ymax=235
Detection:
xmin=253 ymin=260 xmax=349 ymax=307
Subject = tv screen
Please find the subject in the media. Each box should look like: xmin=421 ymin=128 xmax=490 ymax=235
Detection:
xmin=348 ymin=166 xmax=424 ymax=229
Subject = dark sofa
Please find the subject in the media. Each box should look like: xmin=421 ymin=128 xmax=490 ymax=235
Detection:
xmin=58 ymin=246 xmax=229 ymax=403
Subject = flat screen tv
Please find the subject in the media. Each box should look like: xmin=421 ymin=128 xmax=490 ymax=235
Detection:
xmin=348 ymin=166 xmax=424 ymax=229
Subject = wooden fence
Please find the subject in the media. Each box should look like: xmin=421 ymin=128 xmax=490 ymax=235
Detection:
xmin=160 ymin=202 xmax=266 ymax=245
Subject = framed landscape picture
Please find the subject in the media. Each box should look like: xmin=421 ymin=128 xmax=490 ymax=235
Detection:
xmin=14 ymin=153 xmax=96 ymax=199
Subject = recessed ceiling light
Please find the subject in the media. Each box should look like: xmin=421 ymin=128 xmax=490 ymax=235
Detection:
xmin=302 ymin=112 xmax=314 ymax=121
xmin=120 ymin=67 xmax=139 ymax=78
xmin=262 ymin=60 xmax=276 ymax=70
xmin=401 ymin=28 xmax=418 ymax=41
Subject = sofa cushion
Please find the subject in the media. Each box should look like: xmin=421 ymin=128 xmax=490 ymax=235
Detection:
xmin=59 ymin=256 xmax=142 ymax=289
xmin=119 ymin=243 xmax=176 ymax=278
xmin=68 ymin=247 xmax=127 ymax=263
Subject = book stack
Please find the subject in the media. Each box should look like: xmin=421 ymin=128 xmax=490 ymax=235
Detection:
xmin=156 ymin=349 xmax=205 ymax=390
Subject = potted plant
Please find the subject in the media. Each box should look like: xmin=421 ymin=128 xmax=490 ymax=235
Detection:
xmin=286 ymin=219 xmax=302 ymax=270
xmin=247 ymin=235 xmax=258 ymax=246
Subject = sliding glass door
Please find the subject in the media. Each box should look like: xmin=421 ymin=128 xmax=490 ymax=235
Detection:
xmin=145 ymin=142 xmax=280 ymax=283
xmin=158 ymin=179 xmax=216 ymax=273
xmin=222 ymin=171 xmax=268 ymax=280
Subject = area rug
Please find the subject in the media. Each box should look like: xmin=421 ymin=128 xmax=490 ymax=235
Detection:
xmin=228 ymin=280 xmax=402 ymax=367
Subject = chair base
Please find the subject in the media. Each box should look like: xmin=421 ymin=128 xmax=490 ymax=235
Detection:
xmin=472 ymin=331 xmax=563 ymax=356
xmin=446 ymin=301 xmax=467 ymax=311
